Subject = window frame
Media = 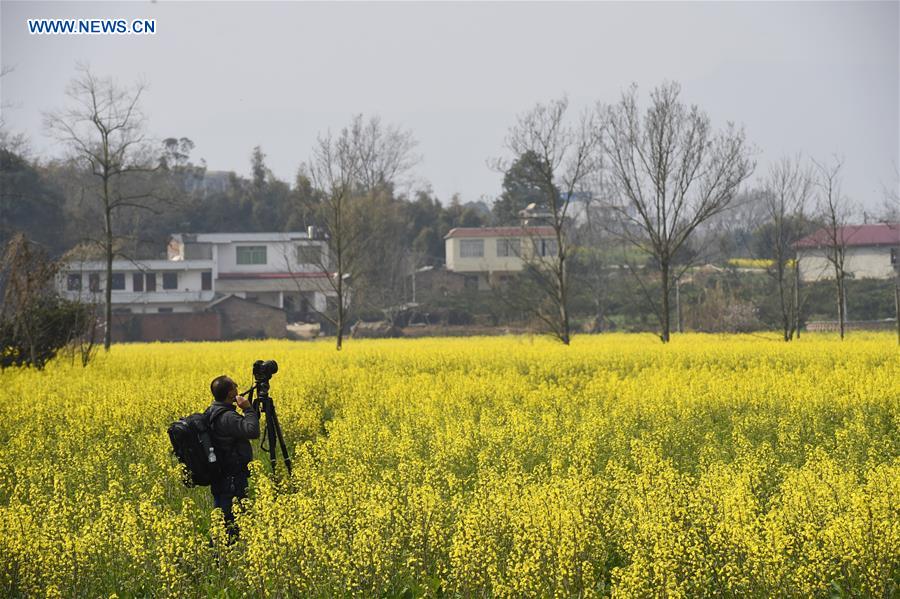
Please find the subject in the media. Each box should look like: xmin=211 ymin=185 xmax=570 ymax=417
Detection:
xmin=89 ymin=273 xmax=100 ymax=292
xmin=236 ymin=245 xmax=267 ymax=265
xmin=66 ymin=274 xmax=82 ymax=291
xmin=496 ymin=238 xmax=521 ymax=258
xmin=201 ymin=271 xmax=212 ymax=291
xmin=132 ymin=273 xmax=144 ymax=292
xmin=110 ymin=273 xmax=125 ymax=291
xmin=162 ymin=272 xmax=178 ymax=290
xmin=296 ymin=244 xmax=321 ymax=265
xmin=459 ymin=239 xmax=484 ymax=258
xmin=535 ymin=238 xmax=559 ymax=257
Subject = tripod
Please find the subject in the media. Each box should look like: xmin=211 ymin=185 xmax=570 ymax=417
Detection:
xmin=244 ymin=377 xmax=292 ymax=476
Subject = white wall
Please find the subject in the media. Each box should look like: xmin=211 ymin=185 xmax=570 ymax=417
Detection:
xmin=798 ymin=246 xmax=896 ymax=281
xmin=445 ymin=236 xmax=555 ymax=273
xmin=59 ymin=263 xmax=214 ymax=305
xmin=214 ymin=240 xmax=326 ymax=274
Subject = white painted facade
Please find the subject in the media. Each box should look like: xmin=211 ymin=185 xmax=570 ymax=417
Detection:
xmin=60 ymin=232 xmax=334 ymax=319
xmin=168 ymin=233 xmax=331 ymax=315
xmin=445 ymin=227 xmax=558 ymax=290
xmin=60 ymin=259 xmax=215 ymax=314
xmin=797 ymin=246 xmax=898 ymax=282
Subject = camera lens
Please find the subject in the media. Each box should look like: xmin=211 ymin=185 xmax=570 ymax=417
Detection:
xmin=253 ymin=359 xmax=278 ymax=378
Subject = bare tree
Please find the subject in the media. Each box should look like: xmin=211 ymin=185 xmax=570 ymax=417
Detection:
xmin=600 ymin=82 xmax=754 ymax=342
xmin=45 ymin=65 xmax=157 ymax=350
xmin=498 ymin=96 xmax=601 ymax=344
xmin=0 ymin=65 xmax=28 ymax=155
xmin=761 ymin=155 xmax=814 ymax=341
xmin=347 ymin=114 xmax=419 ymax=194
xmin=813 ymin=157 xmax=855 ymax=339
xmin=305 ymin=130 xmax=360 ymax=350
xmin=301 ymin=115 xmax=419 ymax=349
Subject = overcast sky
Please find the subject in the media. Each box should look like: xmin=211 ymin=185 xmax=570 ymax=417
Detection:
xmin=2 ymin=1 xmax=898 ymax=210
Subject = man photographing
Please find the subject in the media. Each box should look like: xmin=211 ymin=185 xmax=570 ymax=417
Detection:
xmin=206 ymin=375 xmax=260 ymax=539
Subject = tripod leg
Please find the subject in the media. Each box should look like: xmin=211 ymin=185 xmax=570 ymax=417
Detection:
xmin=267 ymin=403 xmax=293 ymax=476
xmin=264 ymin=397 xmax=278 ymax=473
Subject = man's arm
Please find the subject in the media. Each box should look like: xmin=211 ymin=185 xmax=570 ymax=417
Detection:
xmin=217 ymin=407 xmax=260 ymax=440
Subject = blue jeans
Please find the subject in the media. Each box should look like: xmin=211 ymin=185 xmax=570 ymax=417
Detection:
xmin=211 ymin=472 xmax=249 ymax=541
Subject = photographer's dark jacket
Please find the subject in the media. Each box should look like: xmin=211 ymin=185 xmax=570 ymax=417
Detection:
xmin=206 ymin=402 xmax=260 ymax=478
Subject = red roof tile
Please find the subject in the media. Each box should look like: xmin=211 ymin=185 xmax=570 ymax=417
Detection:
xmin=794 ymin=223 xmax=899 ymax=248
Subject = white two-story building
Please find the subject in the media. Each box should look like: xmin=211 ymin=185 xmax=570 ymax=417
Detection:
xmin=168 ymin=232 xmax=331 ymax=318
xmin=60 ymin=231 xmax=334 ymax=322
xmin=444 ymin=226 xmax=558 ymax=290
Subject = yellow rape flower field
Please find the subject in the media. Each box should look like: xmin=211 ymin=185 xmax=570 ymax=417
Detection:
xmin=1 ymin=333 xmax=898 ymax=598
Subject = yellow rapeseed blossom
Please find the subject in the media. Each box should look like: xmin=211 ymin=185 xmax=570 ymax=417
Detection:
xmin=0 ymin=333 xmax=897 ymax=597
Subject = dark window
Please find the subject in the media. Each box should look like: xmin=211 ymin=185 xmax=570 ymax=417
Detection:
xmin=162 ymin=272 xmax=178 ymax=290
xmin=66 ymin=274 xmax=82 ymax=291
xmin=133 ymin=273 xmax=144 ymax=292
xmin=891 ymin=248 xmax=898 ymax=266
xmin=201 ymin=271 xmax=212 ymax=291
xmin=146 ymin=273 xmax=156 ymax=292
xmin=89 ymin=273 xmax=100 ymax=292
xmin=297 ymin=244 xmax=320 ymax=265
xmin=534 ymin=238 xmax=558 ymax=257
xmin=464 ymin=275 xmax=479 ymax=290
xmin=157 ymin=307 xmax=173 ymax=313
xmin=110 ymin=273 xmax=125 ymax=290
xmin=112 ymin=307 xmax=131 ymax=314
xmin=496 ymin=238 xmax=521 ymax=257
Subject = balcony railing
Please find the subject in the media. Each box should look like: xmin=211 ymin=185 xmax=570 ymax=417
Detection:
xmin=60 ymin=290 xmax=216 ymax=304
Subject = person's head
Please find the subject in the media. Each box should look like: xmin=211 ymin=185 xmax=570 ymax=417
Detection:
xmin=210 ymin=375 xmax=238 ymax=404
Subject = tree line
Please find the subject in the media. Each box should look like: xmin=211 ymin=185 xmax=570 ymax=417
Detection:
xmin=1 ymin=66 xmax=898 ymax=357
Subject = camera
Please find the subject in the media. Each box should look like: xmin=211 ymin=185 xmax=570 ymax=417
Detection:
xmin=252 ymin=359 xmax=278 ymax=380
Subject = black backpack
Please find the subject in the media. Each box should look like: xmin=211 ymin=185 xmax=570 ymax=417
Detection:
xmin=167 ymin=410 xmax=225 ymax=487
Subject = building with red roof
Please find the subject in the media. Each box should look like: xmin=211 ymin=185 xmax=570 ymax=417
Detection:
xmin=793 ymin=223 xmax=899 ymax=282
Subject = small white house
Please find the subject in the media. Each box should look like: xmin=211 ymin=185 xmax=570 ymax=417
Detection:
xmin=794 ymin=223 xmax=899 ymax=282
xmin=444 ymin=226 xmax=558 ymax=290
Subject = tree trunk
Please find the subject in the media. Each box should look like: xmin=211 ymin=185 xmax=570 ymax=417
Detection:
xmin=676 ymin=279 xmax=682 ymax=334
xmin=836 ymin=274 xmax=846 ymax=340
xmin=894 ymin=283 xmax=899 ymax=346
xmin=336 ymin=310 xmax=343 ymax=350
xmin=660 ymin=261 xmax=671 ymax=343
xmin=558 ymin=246 xmax=569 ymax=345
xmin=777 ymin=260 xmax=790 ymax=342
xmin=103 ymin=198 xmax=113 ymax=351
xmin=792 ymin=259 xmax=801 ymax=339
xmin=336 ymin=275 xmax=344 ymax=351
